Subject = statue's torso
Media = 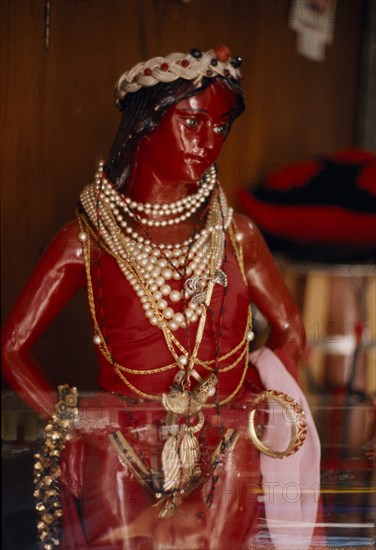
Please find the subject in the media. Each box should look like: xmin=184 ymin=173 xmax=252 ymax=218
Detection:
xmin=89 ymin=241 xmax=257 ymax=400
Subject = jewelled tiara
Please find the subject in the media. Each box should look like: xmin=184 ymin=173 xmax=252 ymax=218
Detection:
xmin=115 ymin=45 xmax=242 ymax=105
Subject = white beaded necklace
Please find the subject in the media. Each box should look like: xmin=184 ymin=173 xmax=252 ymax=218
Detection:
xmin=98 ymin=164 xmax=217 ymax=227
xmin=80 ymin=162 xmax=233 ymax=332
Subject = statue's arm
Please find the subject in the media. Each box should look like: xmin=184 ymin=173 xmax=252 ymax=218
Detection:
xmin=235 ymin=213 xmax=305 ymax=379
xmin=1 ymin=220 xmax=87 ymax=417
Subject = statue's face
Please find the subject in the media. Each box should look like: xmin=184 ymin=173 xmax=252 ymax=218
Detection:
xmin=138 ymin=80 xmax=236 ymax=185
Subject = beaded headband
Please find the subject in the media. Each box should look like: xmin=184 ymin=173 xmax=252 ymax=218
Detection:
xmin=115 ymin=45 xmax=242 ymax=106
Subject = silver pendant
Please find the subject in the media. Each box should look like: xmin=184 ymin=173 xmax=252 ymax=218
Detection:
xmin=213 ymin=269 xmax=227 ymax=287
xmin=184 ymin=269 xmax=227 ymax=304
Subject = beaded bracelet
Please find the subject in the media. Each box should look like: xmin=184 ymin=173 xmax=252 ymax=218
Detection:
xmin=33 ymin=385 xmax=78 ymax=549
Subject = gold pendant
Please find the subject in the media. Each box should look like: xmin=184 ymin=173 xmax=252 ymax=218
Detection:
xmin=193 ymin=373 xmax=218 ymax=403
xmin=160 ymin=374 xmax=218 ymax=498
xmin=162 ymin=374 xmax=218 ymax=416
xmin=161 ymin=425 xmax=201 ymax=493
xmin=162 ymin=389 xmax=190 ymax=415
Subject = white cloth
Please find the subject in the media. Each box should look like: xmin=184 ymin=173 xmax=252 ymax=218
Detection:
xmin=250 ymin=347 xmax=321 ymax=550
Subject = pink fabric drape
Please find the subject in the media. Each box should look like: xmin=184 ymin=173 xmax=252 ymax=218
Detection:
xmin=251 ymin=347 xmax=321 ymax=549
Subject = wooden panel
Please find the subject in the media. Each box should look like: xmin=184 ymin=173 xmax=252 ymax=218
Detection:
xmin=1 ymin=0 xmax=366 ymax=388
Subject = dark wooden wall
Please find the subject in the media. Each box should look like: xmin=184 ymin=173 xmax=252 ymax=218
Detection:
xmin=1 ymin=0 xmax=365 ymax=389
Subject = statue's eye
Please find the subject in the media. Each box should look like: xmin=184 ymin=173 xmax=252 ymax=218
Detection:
xmin=185 ymin=118 xmax=199 ymax=128
xmin=214 ymin=124 xmax=227 ymax=135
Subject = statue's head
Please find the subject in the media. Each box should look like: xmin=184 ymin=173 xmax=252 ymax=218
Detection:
xmin=107 ymin=46 xmax=245 ymax=190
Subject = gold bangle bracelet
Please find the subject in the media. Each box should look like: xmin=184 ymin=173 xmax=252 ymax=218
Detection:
xmin=248 ymin=390 xmax=307 ymax=459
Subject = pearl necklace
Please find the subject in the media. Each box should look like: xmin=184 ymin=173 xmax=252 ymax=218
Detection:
xmin=97 ymin=163 xmax=217 ymax=227
xmin=80 ymin=163 xmax=233 ymax=332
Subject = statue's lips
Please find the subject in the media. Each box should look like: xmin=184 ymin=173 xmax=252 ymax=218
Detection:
xmin=185 ymin=155 xmax=205 ymax=164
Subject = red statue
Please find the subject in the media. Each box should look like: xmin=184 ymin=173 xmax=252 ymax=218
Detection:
xmin=2 ymin=47 xmax=319 ymax=550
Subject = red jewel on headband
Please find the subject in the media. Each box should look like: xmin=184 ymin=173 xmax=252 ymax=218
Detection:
xmin=214 ymin=45 xmax=231 ymax=62
xmin=181 ymin=59 xmax=190 ymax=68
xmin=144 ymin=68 xmax=152 ymax=76
xmin=160 ymin=63 xmax=169 ymax=71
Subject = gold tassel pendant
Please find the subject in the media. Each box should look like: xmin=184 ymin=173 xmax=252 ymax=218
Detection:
xmin=161 ymin=424 xmax=201 ymax=493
